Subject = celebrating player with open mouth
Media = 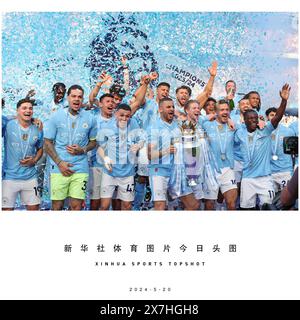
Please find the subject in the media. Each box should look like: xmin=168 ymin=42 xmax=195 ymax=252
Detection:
xmin=2 ymin=99 xmax=44 ymax=210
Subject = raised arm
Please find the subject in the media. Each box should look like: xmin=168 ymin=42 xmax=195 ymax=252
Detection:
xmin=130 ymin=74 xmax=153 ymax=116
xmin=89 ymin=71 xmax=113 ymax=107
xmin=196 ymin=61 xmax=218 ymax=108
xmin=25 ymin=89 xmax=36 ymax=100
xmin=271 ymin=83 xmax=291 ymax=129
xmin=121 ymin=56 xmax=130 ymax=94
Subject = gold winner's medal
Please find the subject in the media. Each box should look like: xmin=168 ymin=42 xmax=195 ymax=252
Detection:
xmin=221 ymin=153 xmax=226 ymax=161
xmin=72 ymin=122 xmax=76 ymax=129
xmin=218 ymin=124 xmax=223 ymax=131
xmin=271 ymin=134 xmax=275 ymax=140
xmin=22 ymin=133 xmax=28 ymax=141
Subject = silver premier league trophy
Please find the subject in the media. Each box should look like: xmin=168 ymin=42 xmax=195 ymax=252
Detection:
xmin=168 ymin=121 xmax=219 ymax=199
xmin=180 ymin=121 xmax=202 ymax=187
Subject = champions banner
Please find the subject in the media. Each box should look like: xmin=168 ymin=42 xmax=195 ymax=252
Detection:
xmin=155 ymin=50 xmax=223 ymax=99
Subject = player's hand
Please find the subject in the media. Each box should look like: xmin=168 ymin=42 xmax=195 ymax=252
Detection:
xmin=97 ymin=71 xmax=113 ymax=87
xmin=130 ymin=144 xmax=140 ymax=154
xmin=169 ymin=145 xmax=177 ymax=154
xmin=26 ymin=89 xmax=36 ymax=98
xmin=207 ymin=113 xmax=216 ymax=121
xmin=226 ymin=88 xmax=235 ymax=100
xmin=66 ymin=144 xmax=84 ymax=155
xmin=228 ymin=118 xmax=235 ymax=131
xmin=58 ymin=161 xmax=75 ymax=176
xmin=141 ymin=75 xmax=151 ymax=85
xmin=258 ymin=120 xmax=266 ymax=130
xmin=280 ymin=83 xmax=291 ymax=101
xmin=104 ymin=156 xmax=113 ymax=172
xmin=19 ymin=156 xmax=36 ymax=167
xmin=32 ymin=118 xmax=43 ymax=131
xmin=149 ymin=71 xmax=158 ymax=81
xmin=208 ymin=61 xmax=218 ymax=77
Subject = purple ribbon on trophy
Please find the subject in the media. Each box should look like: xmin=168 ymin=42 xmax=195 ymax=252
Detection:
xmin=169 ymin=121 xmax=219 ymax=199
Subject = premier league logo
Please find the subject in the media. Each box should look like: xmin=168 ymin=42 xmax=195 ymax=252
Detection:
xmin=85 ymin=13 xmax=159 ymax=92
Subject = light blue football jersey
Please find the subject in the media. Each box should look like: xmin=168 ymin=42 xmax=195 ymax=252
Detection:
xmin=44 ymin=108 xmax=97 ymax=174
xmin=230 ymin=114 xmax=245 ymax=162
xmin=97 ymin=117 xmax=141 ymax=177
xmin=202 ymin=120 xmax=235 ymax=172
xmin=235 ymin=121 xmax=275 ymax=178
xmin=3 ymin=119 xmax=43 ymax=180
xmin=289 ymin=120 xmax=298 ymax=136
xmin=147 ymin=117 xmax=182 ymax=177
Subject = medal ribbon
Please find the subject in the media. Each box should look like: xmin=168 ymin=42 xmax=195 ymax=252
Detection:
xmin=246 ymin=131 xmax=258 ymax=165
xmin=17 ymin=121 xmax=32 ymax=159
xmin=66 ymin=110 xmax=79 ymax=145
xmin=271 ymin=128 xmax=280 ymax=156
xmin=216 ymin=122 xmax=228 ymax=158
